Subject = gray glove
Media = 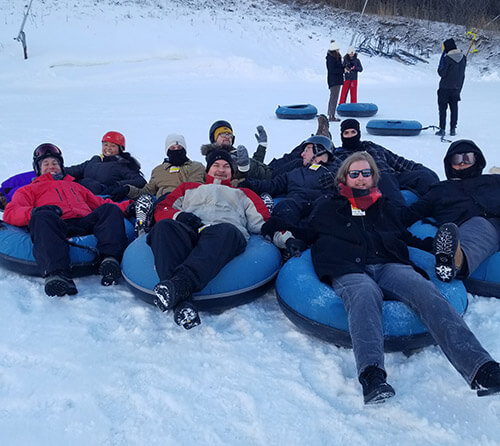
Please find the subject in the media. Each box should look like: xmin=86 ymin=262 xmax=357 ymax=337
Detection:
xmin=236 ymin=145 xmax=250 ymax=172
xmin=255 ymin=125 xmax=267 ymax=146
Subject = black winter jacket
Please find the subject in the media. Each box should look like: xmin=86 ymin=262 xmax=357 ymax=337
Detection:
xmin=65 ymin=152 xmax=146 ymax=195
xmin=438 ymin=49 xmax=466 ymax=92
xmin=343 ymin=54 xmax=363 ymax=81
xmin=326 ymin=51 xmax=344 ymax=88
xmin=268 ymin=143 xmax=304 ymax=177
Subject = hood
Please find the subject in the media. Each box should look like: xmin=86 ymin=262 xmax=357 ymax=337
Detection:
xmin=444 ymin=139 xmax=486 ymax=180
xmin=447 ymin=49 xmax=465 ymax=64
xmin=200 ymin=143 xmax=234 ymax=157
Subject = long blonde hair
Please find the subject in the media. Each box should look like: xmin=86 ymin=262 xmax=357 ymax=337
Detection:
xmin=335 ymin=151 xmax=380 ymax=186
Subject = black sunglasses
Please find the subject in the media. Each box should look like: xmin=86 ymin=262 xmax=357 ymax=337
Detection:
xmin=348 ymin=168 xmax=373 ymax=179
xmin=34 ymin=143 xmax=62 ymax=157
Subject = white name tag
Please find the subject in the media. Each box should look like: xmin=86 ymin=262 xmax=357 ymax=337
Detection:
xmin=351 ymin=205 xmax=365 ymax=216
xmin=309 ymin=164 xmax=321 ymax=171
xmin=169 ymin=166 xmax=180 ymax=173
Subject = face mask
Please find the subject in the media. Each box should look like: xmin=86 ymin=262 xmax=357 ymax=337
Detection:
xmin=341 ymin=133 xmax=361 ymax=150
xmin=167 ymin=148 xmax=189 ymax=166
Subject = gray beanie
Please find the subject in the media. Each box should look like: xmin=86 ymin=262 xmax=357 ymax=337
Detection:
xmin=165 ymin=134 xmax=187 ymax=155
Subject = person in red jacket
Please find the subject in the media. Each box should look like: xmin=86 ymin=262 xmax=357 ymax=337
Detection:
xmin=3 ymin=143 xmax=133 ymax=297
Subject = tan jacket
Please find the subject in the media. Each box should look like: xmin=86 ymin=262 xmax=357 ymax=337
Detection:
xmin=127 ymin=160 xmax=206 ymax=199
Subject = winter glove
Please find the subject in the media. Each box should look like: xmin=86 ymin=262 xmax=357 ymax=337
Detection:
xmin=261 ymin=216 xmax=289 ymax=239
xmin=235 ymin=145 xmax=250 ymax=172
xmin=285 ymin=238 xmax=307 ymax=258
xmin=107 ymin=185 xmax=130 ymax=202
xmin=319 ymin=171 xmax=336 ymax=190
xmin=31 ymin=205 xmax=63 ymax=218
xmin=176 ymin=212 xmax=203 ymax=231
xmin=255 ymin=125 xmax=267 ymax=146
xmin=125 ymin=201 xmax=136 ymax=219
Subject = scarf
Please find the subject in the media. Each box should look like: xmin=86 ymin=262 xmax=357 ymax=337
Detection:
xmin=339 ymin=183 xmax=382 ymax=211
xmin=167 ymin=148 xmax=189 ymax=166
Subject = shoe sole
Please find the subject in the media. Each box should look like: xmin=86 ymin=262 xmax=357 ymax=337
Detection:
xmin=153 ymin=282 xmax=175 ymax=311
xmin=45 ymin=279 xmax=78 ymax=297
xmin=174 ymin=305 xmax=200 ymax=330
xmin=433 ymin=223 xmax=459 ymax=282
xmin=477 ymin=385 xmax=500 ymax=397
xmin=99 ymin=260 xmax=121 ymax=286
xmin=364 ymin=386 xmax=396 ymax=404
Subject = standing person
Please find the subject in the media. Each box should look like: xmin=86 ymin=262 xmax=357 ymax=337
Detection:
xmin=436 ymin=38 xmax=466 ymax=137
xmin=306 ymin=152 xmax=500 ymax=404
xmin=65 ymin=131 xmax=146 ymax=200
xmin=326 ymin=40 xmax=343 ymax=122
xmin=147 ymin=150 xmax=269 ymax=330
xmin=3 ymin=143 xmax=133 ymax=296
xmin=339 ymin=46 xmax=363 ymax=104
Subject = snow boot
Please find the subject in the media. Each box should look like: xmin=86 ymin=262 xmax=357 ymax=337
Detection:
xmin=433 ymin=223 xmax=462 ymax=282
xmin=173 ymin=301 xmax=201 ymax=330
xmin=359 ymin=366 xmax=395 ymax=405
xmin=153 ymin=274 xmax=193 ymax=312
xmin=98 ymin=256 xmax=121 ymax=286
xmin=260 ymin=192 xmax=274 ymax=214
xmin=450 ymin=128 xmax=456 ymax=136
xmin=473 ymin=361 xmax=500 ymax=397
xmin=316 ymin=114 xmax=331 ymax=138
xmin=44 ymin=272 xmax=78 ymax=297
xmin=134 ymin=193 xmax=155 ymax=237
xmin=435 ymin=128 xmax=445 ymax=136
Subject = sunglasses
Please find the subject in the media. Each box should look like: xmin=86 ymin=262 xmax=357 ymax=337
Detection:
xmin=451 ymin=152 xmax=475 ymax=165
xmin=34 ymin=143 xmax=62 ymax=158
xmin=348 ymin=168 xmax=373 ymax=179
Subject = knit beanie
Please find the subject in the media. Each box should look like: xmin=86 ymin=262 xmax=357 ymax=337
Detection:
xmin=340 ymin=119 xmax=360 ymax=134
xmin=443 ymin=38 xmax=457 ymax=53
xmin=165 ymin=134 xmax=187 ymax=154
xmin=329 ymin=40 xmax=340 ymax=51
xmin=205 ymin=150 xmax=234 ymax=173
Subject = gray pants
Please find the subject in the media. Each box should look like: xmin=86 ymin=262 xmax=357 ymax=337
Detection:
xmin=332 ymin=263 xmax=493 ymax=384
xmin=459 ymin=216 xmax=500 ymax=276
xmin=328 ymin=85 xmax=341 ymax=119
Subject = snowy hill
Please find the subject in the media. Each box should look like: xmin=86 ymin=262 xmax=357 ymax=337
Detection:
xmin=1 ymin=1 xmax=500 ymax=444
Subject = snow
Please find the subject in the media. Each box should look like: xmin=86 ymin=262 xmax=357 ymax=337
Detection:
xmin=1 ymin=1 xmax=500 ymax=444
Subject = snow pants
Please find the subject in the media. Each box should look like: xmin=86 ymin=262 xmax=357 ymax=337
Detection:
xmin=272 ymin=198 xmax=314 ymax=228
xmin=147 ymin=220 xmax=246 ymax=292
xmin=332 ymin=263 xmax=494 ymax=384
xmin=328 ymin=85 xmax=342 ymax=120
xmin=29 ymin=203 xmax=128 ymax=277
xmin=339 ymin=80 xmax=358 ymax=104
xmin=437 ymin=88 xmax=460 ymax=131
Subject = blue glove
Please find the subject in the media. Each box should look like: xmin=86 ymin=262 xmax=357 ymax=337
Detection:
xmin=176 ymin=212 xmax=203 ymax=231
xmin=255 ymin=126 xmax=267 ymax=145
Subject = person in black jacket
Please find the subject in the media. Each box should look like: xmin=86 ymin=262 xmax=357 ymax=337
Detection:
xmin=404 ymin=139 xmax=500 ymax=283
xmin=65 ymin=131 xmax=146 ymax=200
xmin=436 ymin=38 xmax=466 ymax=137
xmin=339 ymin=46 xmax=363 ymax=104
xmin=305 ymin=151 xmax=500 ymax=404
xmin=326 ymin=40 xmax=343 ymax=122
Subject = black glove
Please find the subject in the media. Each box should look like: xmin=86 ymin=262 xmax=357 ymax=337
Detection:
xmin=107 ymin=185 xmax=130 ymax=202
xmin=261 ymin=216 xmax=288 ymax=239
xmin=319 ymin=171 xmax=336 ymax=190
xmin=31 ymin=205 xmax=63 ymax=218
xmin=125 ymin=201 xmax=136 ymax=218
xmin=285 ymin=238 xmax=307 ymax=258
xmin=176 ymin=212 xmax=203 ymax=231
xmin=255 ymin=125 xmax=267 ymax=145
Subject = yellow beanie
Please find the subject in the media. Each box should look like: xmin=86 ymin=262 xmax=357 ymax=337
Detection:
xmin=213 ymin=126 xmax=233 ymax=142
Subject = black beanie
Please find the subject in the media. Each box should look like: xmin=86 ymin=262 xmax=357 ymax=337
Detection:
xmin=205 ymin=150 xmax=234 ymax=173
xmin=443 ymin=38 xmax=457 ymax=53
xmin=340 ymin=119 xmax=360 ymax=134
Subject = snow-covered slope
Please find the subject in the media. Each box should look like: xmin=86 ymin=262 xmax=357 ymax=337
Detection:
xmin=1 ymin=1 xmax=500 ymax=444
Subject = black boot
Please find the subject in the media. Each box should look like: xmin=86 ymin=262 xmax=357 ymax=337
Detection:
xmin=316 ymin=114 xmax=331 ymax=138
xmin=98 ymin=256 xmax=121 ymax=286
xmin=435 ymin=128 xmax=445 ymax=136
xmin=450 ymin=128 xmax=456 ymax=136
xmin=44 ymin=272 xmax=78 ymax=297
xmin=474 ymin=361 xmax=500 ymax=397
xmin=433 ymin=223 xmax=461 ymax=282
xmin=134 ymin=194 xmax=155 ymax=236
xmin=174 ymin=301 xmax=201 ymax=330
xmin=153 ymin=274 xmax=193 ymax=312
xmin=359 ymin=366 xmax=395 ymax=405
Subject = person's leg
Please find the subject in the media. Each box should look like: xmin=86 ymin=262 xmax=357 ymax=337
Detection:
xmin=272 ymin=198 xmax=306 ymax=227
xmin=377 ymin=263 xmax=494 ymax=385
xmin=350 ymin=80 xmax=358 ymax=103
xmin=449 ymin=94 xmax=459 ymax=132
xmin=328 ymin=85 xmax=341 ymax=120
xmin=437 ymin=89 xmax=447 ymax=131
xmin=339 ymin=81 xmax=349 ymax=104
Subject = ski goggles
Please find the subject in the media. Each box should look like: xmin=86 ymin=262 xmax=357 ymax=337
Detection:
xmin=451 ymin=152 xmax=475 ymax=165
xmin=348 ymin=168 xmax=373 ymax=179
xmin=34 ymin=143 xmax=62 ymax=158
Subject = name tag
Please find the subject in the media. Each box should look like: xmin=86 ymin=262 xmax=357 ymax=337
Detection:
xmin=351 ymin=205 xmax=365 ymax=216
xmin=169 ymin=166 xmax=180 ymax=173
xmin=309 ymin=164 xmax=321 ymax=171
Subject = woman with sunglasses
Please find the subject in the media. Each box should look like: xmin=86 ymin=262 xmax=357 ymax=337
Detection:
xmin=305 ymin=151 xmax=500 ymax=404
xmin=404 ymin=139 xmax=500 ymax=284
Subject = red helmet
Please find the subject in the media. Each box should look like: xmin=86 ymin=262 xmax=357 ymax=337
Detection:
xmin=102 ymin=131 xmax=125 ymax=150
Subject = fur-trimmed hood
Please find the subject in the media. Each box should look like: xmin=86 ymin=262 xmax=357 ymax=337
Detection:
xmin=200 ymin=143 xmax=235 ymax=157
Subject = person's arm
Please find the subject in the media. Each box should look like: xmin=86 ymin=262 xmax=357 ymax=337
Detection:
xmin=117 ymin=168 xmax=147 ymax=188
xmin=153 ymin=182 xmax=199 ymax=222
xmin=64 ymin=159 xmax=91 ymax=180
xmin=381 ymin=146 xmax=421 ymax=172
xmin=356 ymin=58 xmax=363 ymax=73
xmin=3 ymin=186 xmax=36 ymax=226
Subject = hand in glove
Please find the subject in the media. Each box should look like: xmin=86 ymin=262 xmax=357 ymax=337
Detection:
xmin=285 ymin=237 xmax=307 ymax=258
xmin=107 ymin=185 xmax=130 ymax=202
xmin=319 ymin=171 xmax=336 ymax=190
xmin=176 ymin=212 xmax=203 ymax=231
xmin=255 ymin=125 xmax=267 ymax=146
xmin=261 ymin=216 xmax=288 ymax=239
xmin=125 ymin=201 xmax=136 ymax=218
xmin=31 ymin=205 xmax=63 ymax=218
xmin=235 ymin=145 xmax=250 ymax=172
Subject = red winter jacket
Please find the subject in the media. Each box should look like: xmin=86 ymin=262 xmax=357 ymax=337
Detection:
xmin=3 ymin=173 xmax=131 ymax=227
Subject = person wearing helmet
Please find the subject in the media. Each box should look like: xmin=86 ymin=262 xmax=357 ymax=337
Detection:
xmin=201 ymin=120 xmax=272 ymax=182
xmin=239 ymin=135 xmax=337 ymax=258
xmin=3 ymin=143 xmax=134 ymax=297
xmin=65 ymin=131 xmax=146 ymax=201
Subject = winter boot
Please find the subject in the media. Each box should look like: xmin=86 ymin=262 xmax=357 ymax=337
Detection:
xmin=316 ymin=114 xmax=331 ymax=138
xmin=173 ymin=301 xmax=201 ymax=330
xmin=435 ymin=128 xmax=445 ymax=136
xmin=450 ymin=128 xmax=456 ymax=136
xmin=329 ymin=116 xmax=340 ymax=122
xmin=359 ymin=366 xmax=395 ymax=405
xmin=153 ymin=274 xmax=193 ymax=312
xmin=134 ymin=194 xmax=155 ymax=237
xmin=98 ymin=256 xmax=121 ymax=286
xmin=433 ymin=223 xmax=462 ymax=282
xmin=44 ymin=272 xmax=78 ymax=297
xmin=260 ymin=193 xmax=274 ymax=215
xmin=473 ymin=361 xmax=500 ymax=397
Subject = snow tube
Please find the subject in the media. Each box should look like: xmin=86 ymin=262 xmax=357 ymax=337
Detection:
xmin=122 ymin=234 xmax=282 ymax=311
xmin=0 ymin=218 xmax=136 ymax=277
xmin=336 ymin=103 xmax=378 ymax=117
xmin=366 ymin=120 xmax=423 ymax=136
xmin=276 ymin=249 xmax=468 ymax=353
xmin=409 ymin=220 xmax=500 ymax=299
xmin=275 ymin=104 xmax=318 ymax=120
xmin=0 ymin=171 xmax=35 ymax=203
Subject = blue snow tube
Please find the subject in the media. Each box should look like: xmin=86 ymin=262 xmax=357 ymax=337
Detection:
xmin=275 ymin=104 xmax=318 ymax=120
xmin=121 ymin=234 xmax=282 ymax=311
xmin=336 ymin=103 xmax=378 ymax=117
xmin=366 ymin=119 xmax=423 ymax=136
xmin=0 ymin=218 xmax=136 ymax=277
xmin=275 ymin=249 xmax=468 ymax=352
xmin=409 ymin=220 xmax=500 ymax=299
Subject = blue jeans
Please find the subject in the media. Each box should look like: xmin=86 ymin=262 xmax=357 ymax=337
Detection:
xmin=332 ymin=263 xmax=493 ymax=384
